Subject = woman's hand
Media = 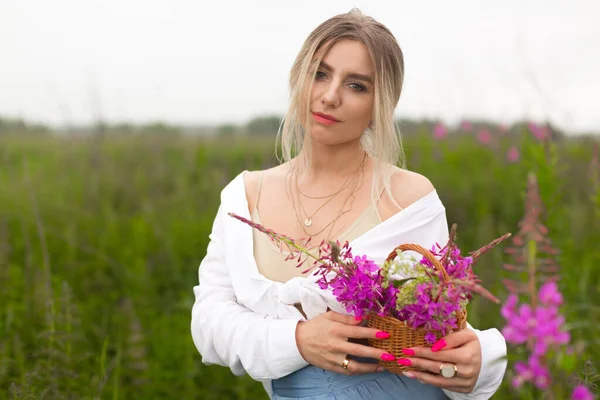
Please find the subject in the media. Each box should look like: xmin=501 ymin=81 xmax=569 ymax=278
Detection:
xmin=397 ymin=329 xmax=482 ymax=394
xmin=295 ymin=311 xmax=395 ymax=376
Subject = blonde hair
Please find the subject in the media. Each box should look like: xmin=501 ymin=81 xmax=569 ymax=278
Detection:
xmin=275 ymin=8 xmax=406 ymax=210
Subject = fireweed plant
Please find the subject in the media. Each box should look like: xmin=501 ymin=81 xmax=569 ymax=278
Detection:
xmin=501 ymin=173 xmax=595 ymax=399
xmin=229 ymin=213 xmax=510 ymax=344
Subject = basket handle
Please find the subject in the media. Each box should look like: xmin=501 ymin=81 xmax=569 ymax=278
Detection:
xmin=385 ymin=243 xmax=465 ymax=322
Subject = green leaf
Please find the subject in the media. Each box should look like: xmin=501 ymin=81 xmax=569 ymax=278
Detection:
xmin=393 ymin=277 xmax=416 ymax=288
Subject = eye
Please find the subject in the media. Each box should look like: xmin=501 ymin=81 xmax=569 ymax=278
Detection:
xmin=315 ymin=70 xmax=327 ymax=80
xmin=348 ymin=82 xmax=367 ymax=92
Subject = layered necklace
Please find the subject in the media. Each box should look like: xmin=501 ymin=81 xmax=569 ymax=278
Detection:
xmin=289 ymin=151 xmax=368 ymax=239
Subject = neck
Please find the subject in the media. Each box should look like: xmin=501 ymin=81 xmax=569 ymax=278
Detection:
xmin=296 ymin=140 xmax=366 ymax=183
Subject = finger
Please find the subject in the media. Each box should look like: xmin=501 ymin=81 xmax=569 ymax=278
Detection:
xmin=332 ymin=358 xmax=382 ymax=376
xmin=398 ymin=357 xmax=478 ymax=381
xmin=339 ymin=341 xmax=396 ymax=362
xmin=403 ymin=346 xmax=463 ymax=362
xmin=401 ymin=370 xmax=472 ymax=392
xmin=340 ymin=324 xmax=391 ymax=341
xmin=326 ymin=311 xmax=365 ymax=325
xmin=432 ymin=329 xmax=478 ymax=351
xmin=402 ymin=329 xmax=478 ymax=357
xmin=397 ymin=357 xmax=445 ymax=375
xmin=403 ymin=334 xmax=478 ymax=361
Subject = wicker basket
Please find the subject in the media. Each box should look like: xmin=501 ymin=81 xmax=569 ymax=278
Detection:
xmin=366 ymin=243 xmax=467 ymax=373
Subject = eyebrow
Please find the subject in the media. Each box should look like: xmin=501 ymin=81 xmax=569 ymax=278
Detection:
xmin=319 ymin=61 xmax=373 ymax=85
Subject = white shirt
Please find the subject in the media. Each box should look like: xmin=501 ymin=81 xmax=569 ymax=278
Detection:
xmin=191 ymin=171 xmax=507 ymax=399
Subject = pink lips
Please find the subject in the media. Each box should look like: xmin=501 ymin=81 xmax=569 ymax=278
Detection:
xmin=312 ymin=112 xmax=339 ymax=125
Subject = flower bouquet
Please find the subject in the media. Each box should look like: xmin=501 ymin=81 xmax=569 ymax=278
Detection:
xmin=228 ymin=212 xmax=511 ymax=373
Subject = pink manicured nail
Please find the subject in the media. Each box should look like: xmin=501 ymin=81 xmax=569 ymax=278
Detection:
xmin=377 ymin=366 xmax=385 ymax=372
xmin=397 ymin=358 xmax=412 ymax=366
xmin=380 ymin=353 xmax=396 ymax=361
xmin=402 ymin=371 xmax=415 ymax=378
xmin=401 ymin=348 xmax=415 ymax=356
xmin=376 ymin=331 xmax=390 ymax=339
xmin=431 ymin=339 xmax=447 ymax=352
xmin=354 ymin=316 xmax=363 ymax=321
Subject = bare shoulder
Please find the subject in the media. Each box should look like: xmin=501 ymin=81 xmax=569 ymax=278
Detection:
xmin=379 ymin=166 xmax=436 ymax=221
xmin=391 ymin=167 xmax=435 ymax=201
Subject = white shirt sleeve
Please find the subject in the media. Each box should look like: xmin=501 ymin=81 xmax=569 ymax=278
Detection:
xmin=190 ymin=203 xmax=309 ymax=381
xmin=432 ymin=210 xmax=508 ymax=399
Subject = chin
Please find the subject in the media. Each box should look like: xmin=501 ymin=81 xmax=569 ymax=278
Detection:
xmin=309 ymin=128 xmax=360 ymax=147
xmin=308 ymin=127 xmax=339 ymax=145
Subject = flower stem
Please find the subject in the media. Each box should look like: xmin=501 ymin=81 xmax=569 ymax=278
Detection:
xmin=228 ymin=212 xmax=328 ymax=267
xmin=527 ymin=238 xmax=538 ymax=353
xmin=528 ymin=239 xmax=538 ymax=309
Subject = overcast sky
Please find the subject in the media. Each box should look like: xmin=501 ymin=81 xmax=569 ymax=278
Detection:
xmin=1 ymin=0 xmax=598 ymax=132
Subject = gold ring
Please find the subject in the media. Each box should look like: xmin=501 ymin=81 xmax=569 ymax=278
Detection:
xmin=341 ymin=356 xmax=350 ymax=370
xmin=439 ymin=363 xmax=458 ymax=378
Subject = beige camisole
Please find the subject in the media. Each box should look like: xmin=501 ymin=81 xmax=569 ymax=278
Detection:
xmin=250 ymin=172 xmax=383 ymax=283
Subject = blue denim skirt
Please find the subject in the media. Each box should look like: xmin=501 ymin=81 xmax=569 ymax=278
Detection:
xmin=271 ymin=357 xmax=449 ymax=400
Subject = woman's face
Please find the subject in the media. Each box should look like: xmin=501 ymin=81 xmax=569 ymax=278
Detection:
xmin=307 ymin=39 xmax=375 ymax=146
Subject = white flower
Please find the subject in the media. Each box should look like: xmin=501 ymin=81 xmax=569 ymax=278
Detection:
xmin=388 ymin=251 xmax=423 ymax=280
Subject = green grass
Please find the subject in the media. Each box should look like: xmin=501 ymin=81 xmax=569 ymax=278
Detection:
xmin=0 ymin=129 xmax=598 ymax=399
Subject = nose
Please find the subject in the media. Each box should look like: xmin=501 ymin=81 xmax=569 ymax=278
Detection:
xmin=320 ymin=81 xmax=340 ymax=108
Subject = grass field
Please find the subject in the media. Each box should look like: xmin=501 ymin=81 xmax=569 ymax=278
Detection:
xmin=0 ymin=124 xmax=598 ymax=399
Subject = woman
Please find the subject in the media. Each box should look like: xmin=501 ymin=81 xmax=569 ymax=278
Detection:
xmin=191 ymin=9 xmax=507 ymax=399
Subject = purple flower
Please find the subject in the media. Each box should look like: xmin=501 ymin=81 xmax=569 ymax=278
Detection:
xmin=460 ymin=120 xmax=472 ymax=132
xmin=433 ymin=123 xmax=448 ymax=140
xmin=476 ymin=129 xmax=492 ymax=145
xmin=528 ymin=122 xmax=549 ymax=141
xmin=354 ymin=254 xmax=380 ymax=274
xmin=501 ymin=284 xmax=570 ymax=356
xmin=507 ymin=146 xmax=520 ymax=163
xmin=501 ymin=294 xmax=518 ymax=319
xmin=572 ymin=385 xmax=594 ymax=400
xmin=316 ymin=247 xmax=388 ymax=318
xmin=424 ymin=331 xmax=437 ymax=343
xmin=512 ymin=356 xmax=551 ymax=390
xmin=332 ymin=271 xmax=381 ymax=317
xmin=427 ymin=243 xmax=473 ymax=280
xmin=381 ymin=284 xmax=400 ymax=316
xmin=538 ymin=281 xmax=563 ymax=307
xmin=312 ymin=237 xmax=499 ymax=346
xmin=398 ymin=281 xmax=464 ymax=343
xmin=501 ymin=279 xmax=575 ymax=393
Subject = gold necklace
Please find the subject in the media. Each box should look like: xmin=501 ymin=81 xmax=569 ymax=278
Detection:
xmin=294 ymin=160 xmax=358 ymax=226
xmin=290 ymin=166 xmax=366 ymax=276
xmin=326 ymin=171 xmax=366 ymax=241
xmin=289 ymin=154 xmax=367 ymax=238
xmin=296 ymin=183 xmax=344 ymax=228
xmin=290 ymin=174 xmax=357 ymax=239
xmin=323 ymin=154 xmax=368 ymax=241
xmin=296 ymin=152 xmax=367 ymax=228
xmin=297 ymin=171 xmax=355 ymax=200
xmin=297 ymin=151 xmax=367 ymax=200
